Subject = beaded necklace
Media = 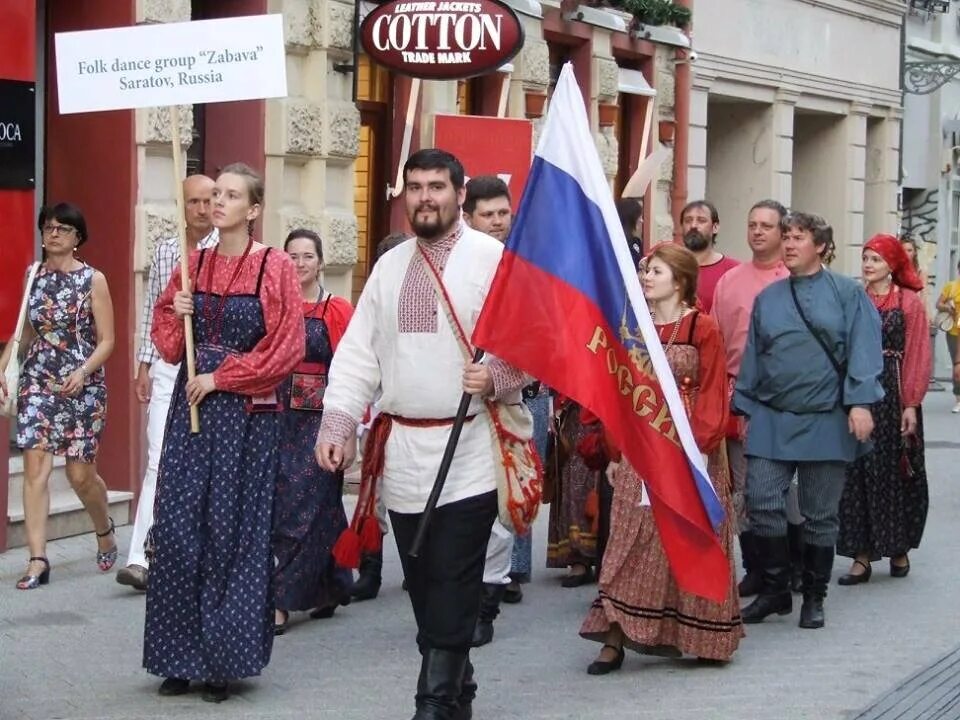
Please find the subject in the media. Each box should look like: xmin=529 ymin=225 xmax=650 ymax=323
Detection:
xmin=868 ymin=282 xmax=898 ymax=313
xmin=652 ymin=303 xmax=686 ymax=351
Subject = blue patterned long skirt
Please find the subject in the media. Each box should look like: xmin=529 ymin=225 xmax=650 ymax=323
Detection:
xmin=511 ymin=387 xmax=550 ymax=582
xmin=272 ymin=316 xmax=352 ymax=612
xmin=143 ymin=294 xmax=277 ymax=682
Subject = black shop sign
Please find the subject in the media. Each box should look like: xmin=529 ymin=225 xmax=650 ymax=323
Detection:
xmin=0 ymin=79 xmax=36 ymax=190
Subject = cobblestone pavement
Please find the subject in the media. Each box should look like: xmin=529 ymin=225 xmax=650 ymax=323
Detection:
xmin=1 ymin=391 xmax=959 ymax=720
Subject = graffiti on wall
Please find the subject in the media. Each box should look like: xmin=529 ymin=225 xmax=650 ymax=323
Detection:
xmin=902 ymin=188 xmax=938 ymax=243
xmin=901 ymin=188 xmax=940 ymax=284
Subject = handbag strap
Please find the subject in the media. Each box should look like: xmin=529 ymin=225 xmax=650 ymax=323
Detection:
xmin=11 ymin=263 xmax=41 ymax=347
xmin=789 ymin=279 xmax=846 ymax=405
xmin=416 ymin=243 xmax=475 ymax=364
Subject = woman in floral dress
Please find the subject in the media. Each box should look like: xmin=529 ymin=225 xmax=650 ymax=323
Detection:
xmin=143 ymin=163 xmax=304 ymax=703
xmin=837 ymin=234 xmax=930 ymax=584
xmin=272 ymin=229 xmax=354 ymax=634
xmin=0 ymin=202 xmax=117 ymax=590
xmin=580 ymin=243 xmax=742 ymax=673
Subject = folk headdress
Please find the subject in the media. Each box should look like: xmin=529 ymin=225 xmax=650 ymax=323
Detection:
xmin=863 ymin=234 xmax=924 ymax=292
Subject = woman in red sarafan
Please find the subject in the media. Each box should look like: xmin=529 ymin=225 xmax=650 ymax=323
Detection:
xmin=836 ymin=234 xmax=930 ymax=584
xmin=272 ymin=229 xmax=355 ymax=635
xmin=579 ymin=243 xmax=742 ymax=674
xmin=143 ymin=163 xmax=305 ymax=703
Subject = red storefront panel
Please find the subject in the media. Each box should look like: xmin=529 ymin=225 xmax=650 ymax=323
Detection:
xmin=0 ymin=1 xmax=37 ymax=342
xmin=433 ymin=114 xmax=533 ymax=210
xmin=46 ymin=1 xmax=138 ymax=495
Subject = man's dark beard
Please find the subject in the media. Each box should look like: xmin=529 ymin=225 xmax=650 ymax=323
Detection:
xmin=411 ymin=207 xmax=456 ymax=242
xmin=683 ymin=229 xmax=712 ymax=252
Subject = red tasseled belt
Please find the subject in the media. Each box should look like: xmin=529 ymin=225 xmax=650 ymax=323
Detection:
xmin=332 ymin=412 xmax=477 ymax=569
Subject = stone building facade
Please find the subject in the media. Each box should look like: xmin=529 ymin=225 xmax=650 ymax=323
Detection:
xmin=901 ymin=3 xmax=960 ymax=375
xmin=137 ymin=0 xmax=689 ymax=302
xmin=0 ymin=0 xmax=692 ymax=549
xmin=688 ymin=0 xmax=904 ymax=276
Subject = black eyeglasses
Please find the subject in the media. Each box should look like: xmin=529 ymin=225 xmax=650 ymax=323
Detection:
xmin=42 ymin=224 xmax=77 ymax=237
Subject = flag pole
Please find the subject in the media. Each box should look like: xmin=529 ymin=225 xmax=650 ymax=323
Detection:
xmin=170 ymin=106 xmax=201 ymax=434
xmin=408 ymin=348 xmax=485 ymax=558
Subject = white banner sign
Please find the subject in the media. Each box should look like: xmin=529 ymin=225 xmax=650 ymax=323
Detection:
xmin=55 ymin=14 xmax=287 ymax=114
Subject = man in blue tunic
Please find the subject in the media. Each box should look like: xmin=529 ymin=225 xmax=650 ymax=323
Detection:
xmin=734 ymin=212 xmax=884 ymax=630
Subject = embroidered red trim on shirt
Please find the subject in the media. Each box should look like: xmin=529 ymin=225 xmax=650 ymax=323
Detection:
xmin=397 ymin=225 xmax=462 ymax=333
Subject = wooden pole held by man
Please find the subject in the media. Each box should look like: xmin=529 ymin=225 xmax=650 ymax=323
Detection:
xmin=169 ymin=106 xmax=201 ymax=433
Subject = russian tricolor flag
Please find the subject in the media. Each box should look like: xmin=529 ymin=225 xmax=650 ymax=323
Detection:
xmin=473 ymin=64 xmax=729 ymax=603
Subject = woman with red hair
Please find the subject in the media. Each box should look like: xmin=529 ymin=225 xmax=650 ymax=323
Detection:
xmin=837 ymin=234 xmax=931 ymax=584
xmin=579 ymin=243 xmax=741 ymax=672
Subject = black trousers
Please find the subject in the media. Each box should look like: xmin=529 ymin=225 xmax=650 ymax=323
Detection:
xmin=390 ymin=490 xmax=498 ymax=652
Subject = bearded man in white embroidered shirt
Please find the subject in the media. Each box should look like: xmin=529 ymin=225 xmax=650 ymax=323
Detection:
xmin=316 ymin=149 xmax=527 ymax=720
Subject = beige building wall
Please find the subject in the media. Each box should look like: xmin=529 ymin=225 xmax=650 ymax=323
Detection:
xmin=704 ymin=100 xmax=774 ymax=259
xmin=269 ymin=0 xmax=360 ymax=301
xmin=689 ymin=0 xmax=903 ymax=274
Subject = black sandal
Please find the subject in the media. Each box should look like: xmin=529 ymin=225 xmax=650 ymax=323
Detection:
xmin=587 ymin=644 xmax=624 ymax=675
xmin=202 ymin=682 xmax=228 ymax=703
xmin=274 ymin=611 xmax=289 ymax=636
xmin=96 ymin=517 xmax=118 ymax=572
xmin=561 ymin=565 xmax=595 ymax=588
xmin=16 ymin=556 xmax=50 ymax=590
xmin=890 ymin=556 xmax=910 ymax=578
xmin=158 ymin=677 xmax=190 ymax=696
xmin=837 ymin=559 xmax=871 ymax=585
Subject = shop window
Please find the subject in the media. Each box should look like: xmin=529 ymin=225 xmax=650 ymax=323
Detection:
xmin=457 ymin=75 xmax=506 ymax=116
xmin=615 ymin=92 xmax=653 ymax=196
xmin=457 ymin=78 xmax=476 ymax=115
xmin=548 ymin=44 xmax=572 ymax=96
xmin=357 ymin=53 xmax=390 ymax=104
xmin=612 ymin=59 xmax=655 ymax=248
xmin=543 ymin=9 xmax=592 ymax=105
xmin=352 ymin=54 xmax=391 ymax=303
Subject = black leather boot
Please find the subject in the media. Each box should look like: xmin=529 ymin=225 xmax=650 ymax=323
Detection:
xmin=350 ymin=549 xmax=383 ymax=602
xmin=741 ymin=535 xmax=793 ymax=624
xmin=799 ymin=543 xmax=833 ymax=629
xmin=411 ymin=648 xmax=467 ymax=720
xmin=452 ymin=657 xmax=476 ymax=720
xmin=737 ymin=532 xmax=763 ymax=597
xmin=470 ymin=583 xmax=505 ymax=647
xmin=787 ymin=523 xmax=805 ymax=593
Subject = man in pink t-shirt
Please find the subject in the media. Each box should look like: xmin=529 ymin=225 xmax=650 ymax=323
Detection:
xmin=680 ymin=199 xmax=740 ymax=312
xmin=711 ymin=199 xmax=799 ymax=596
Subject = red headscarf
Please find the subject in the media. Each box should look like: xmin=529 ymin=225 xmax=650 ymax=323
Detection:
xmin=863 ymin=234 xmax=924 ymax=292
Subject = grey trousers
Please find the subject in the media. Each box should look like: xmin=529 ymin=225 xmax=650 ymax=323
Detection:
xmin=730 ymin=440 xmax=803 ymax=532
xmin=746 ymin=458 xmax=847 ymax=546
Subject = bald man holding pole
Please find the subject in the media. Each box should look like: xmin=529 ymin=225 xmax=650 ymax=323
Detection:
xmin=116 ymin=175 xmax=219 ymax=591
